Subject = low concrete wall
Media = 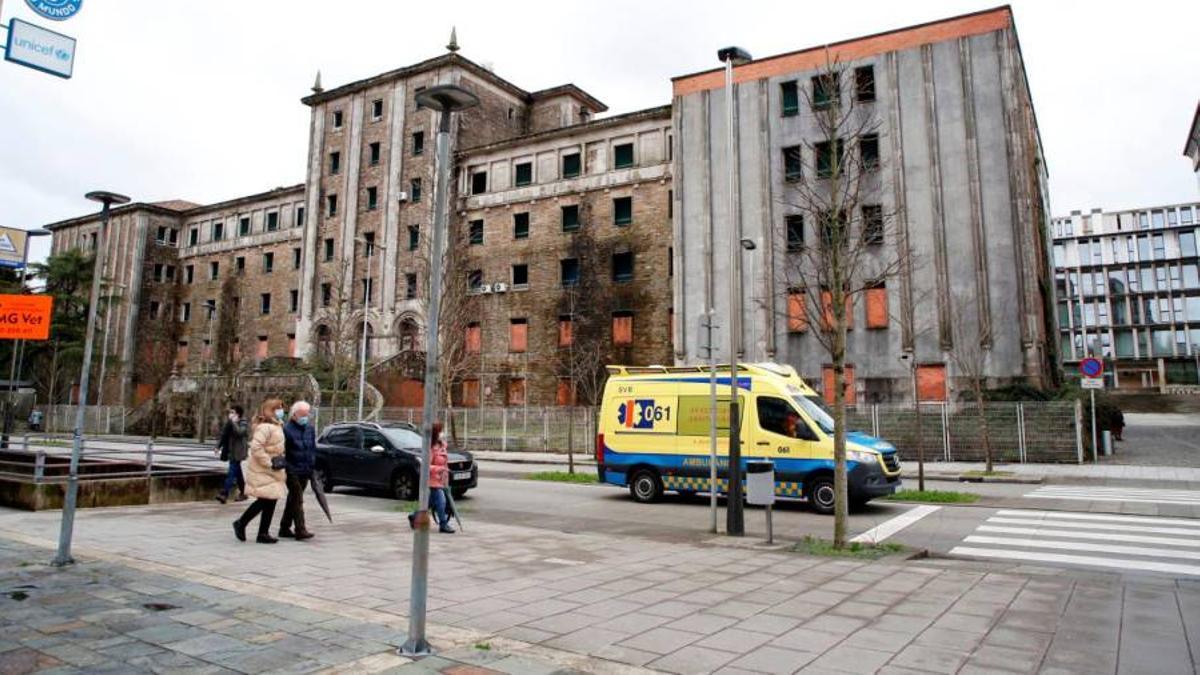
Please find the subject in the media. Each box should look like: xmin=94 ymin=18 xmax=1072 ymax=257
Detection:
xmin=0 ymin=472 xmax=225 ymax=511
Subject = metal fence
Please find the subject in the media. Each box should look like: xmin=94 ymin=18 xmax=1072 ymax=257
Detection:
xmin=0 ymin=436 xmax=223 ymax=483
xmin=322 ymin=400 xmax=1083 ymax=464
xmin=35 ymin=406 xmax=131 ymax=435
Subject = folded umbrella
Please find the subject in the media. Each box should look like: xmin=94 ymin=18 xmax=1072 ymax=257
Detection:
xmin=308 ymin=474 xmax=334 ymax=523
xmin=443 ymin=489 xmax=464 ymax=532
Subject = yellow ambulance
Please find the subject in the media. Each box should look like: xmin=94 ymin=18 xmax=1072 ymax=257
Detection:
xmin=595 ymin=362 xmax=902 ymax=513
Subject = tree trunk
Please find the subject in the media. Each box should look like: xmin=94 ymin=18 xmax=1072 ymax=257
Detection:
xmin=832 ymin=331 xmax=848 ymax=550
xmin=915 ymin=384 xmax=925 ymax=492
xmin=567 ymin=405 xmax=575 ymax=474
xmin=975 ymin=381 xmax=993 ymax=473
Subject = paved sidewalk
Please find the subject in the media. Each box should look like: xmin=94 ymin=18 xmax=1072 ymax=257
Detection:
xmin=2 ymin=497 xmax=1198 ymax=674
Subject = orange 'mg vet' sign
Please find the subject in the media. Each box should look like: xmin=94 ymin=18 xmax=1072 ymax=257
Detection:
xmin=0 ymin=295 xmax=53 ymax=340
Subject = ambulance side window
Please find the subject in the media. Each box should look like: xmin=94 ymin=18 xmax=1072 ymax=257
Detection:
xmin=757 ymin=397 xmax=801 ymax=437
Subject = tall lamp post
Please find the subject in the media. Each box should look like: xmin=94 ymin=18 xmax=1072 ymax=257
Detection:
xmin=718 ymin=45 xmax=751 ymax=536
xmin=2 ymin=228 xmax=51 ymax=449
xmin=740 ymin=237 xmax=758 ymax=362
xmin=54 ymin=190 xmax=130 ymax=566
xmin=355 ymin=236 xmax=387 ymax=419
xmin=402 ymin=84 xmax=478 ymax=657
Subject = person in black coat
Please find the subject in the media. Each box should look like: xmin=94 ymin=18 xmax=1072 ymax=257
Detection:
xmin=216 ymin=405 xmax=249 ymax=503
xmin=279 ymin=400 xmax=317 ymax=540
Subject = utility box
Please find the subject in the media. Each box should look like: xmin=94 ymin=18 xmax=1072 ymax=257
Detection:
xmin=746 ymin=460 xmax=775 ymax=506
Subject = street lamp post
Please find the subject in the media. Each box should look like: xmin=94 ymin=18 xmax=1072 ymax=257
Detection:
xmin=740 ymin=237 xmax=758 ymax=362
xmin=718 ymin=45 xmax=751 ymax=537
xmin=54 ymin=190 xmax=130 ymax=566
xmin=355 ymin=236 xmax=386 ymax=420
xmin=402 ymin=84 xmax=478 ymax=657
xmin=2 ymin=228 xmax=51 ymax=449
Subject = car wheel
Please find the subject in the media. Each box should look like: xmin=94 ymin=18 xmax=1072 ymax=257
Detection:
xmin=451 ymin=487 xmax=468 ymax=500
xmin=313 ymin=465 xmax=334 ymax=493
xmin=629 ymin=469 xmax=663 ymax=503
xmin=391 ymin=471 xmax=417 ymax=501
xmin=806 ymin=476 xmax=836 ymax=515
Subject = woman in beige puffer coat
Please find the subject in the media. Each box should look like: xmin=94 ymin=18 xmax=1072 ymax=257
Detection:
xmin=233 ymin=398 xmax=287 ymax=544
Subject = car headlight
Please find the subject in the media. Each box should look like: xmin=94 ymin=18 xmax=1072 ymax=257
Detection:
xmin=847 ymin=449 xmax=880 ymax=464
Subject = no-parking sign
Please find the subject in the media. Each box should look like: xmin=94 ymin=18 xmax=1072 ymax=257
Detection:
xmin=1079 ymin=357 xmax=1104 ymax=378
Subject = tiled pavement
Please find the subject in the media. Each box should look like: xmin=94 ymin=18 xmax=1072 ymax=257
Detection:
xmin=1 ymin=496 xmax=1198 ymax=674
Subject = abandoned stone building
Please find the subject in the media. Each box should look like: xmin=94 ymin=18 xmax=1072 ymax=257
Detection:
xmin=43 ymin=7 xmax=1057 ymax=408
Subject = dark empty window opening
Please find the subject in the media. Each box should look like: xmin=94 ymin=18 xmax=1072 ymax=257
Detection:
xmin=561 ymin=258 xmax=580 ymax=286
xmin=612 ymin=251 xmax=634 ymax=282
xmin=854 ymin=65 xmax=875 ymax=103
xmin=816 ymin=139 xmax=845 ymax=179
xmin=471 ymin=170 xmax=488 ymax=195
xmin=327 ymin=194 xmax=338 ymax=217
xmin=812 ymin=72 xmax=840 ymax=109
xmin=781 ymin=81 xmax=799 ymax=117
xmin=408 ymin=225 xmax=419 ymax=251
xmin=786 ymin=215 xmax=805 ymax=252
xmin=321 ymin=283 xmax=331 ymax=307
xmin=783 ymin=146 xmax=802 ymax=182
xmin=189 ymin=228 xmax=198 ymax=246
xmin=369 ymin=142 xmax=381 ymax=165
xmin=332 ymin=110 xmax=343 ymax=128
xmin=512 ymin=264 xmax=529 ymax=287
xmin=372 ymin=99 xmax=384 ymax=118
xmin=266 ymin=212 xmax=279 ymax=231
xmin=562 ymin=153 xmax=581 ymax=179
xmin=614 ymin=143 xmax=634 ymax=169
xmin=330 ymin=151 xmax=341 ymax=175
xmin=562 ymin=205 xmax=580 ymax=232
xmin=514 ymin=162 xmax=533 ymax=187
xmin=362 ymin=232 xmax=376 ymax=257
xmin=514 ymin=212 xmax=530 ymax=239
xmin=324 ymin=238 xmax=335 ymax=261
xmin=236 ymin=256 xmax=246 ymax=274
xmin=292 ymin=247 xmax=301 ymax=269
xmin=613 ymin=197 xmax=633 ymax=226
xmin=860 ymin=134 xmax=880 ymax=170
xmin=367 ymin=186 xmax=378 ymax=210
xmin=239 ymin=217 xmax=251 ymax=236
xmin=412 ymin=131 xmax=424 ymax=156
xmin=212 ymin=221 xmax=224 ymax=241
xmin=468 ymin=269 xmax=483 ymax=291
xmin=406 ymin=273 xmax=417 ymax=300
xmin=410 ymin=178 xmax=421 ymax=203
xmin=862 ymin=205 xmax=884 ymax=245
xmin=469 ymin=219 xmax=484 ymax=245
xmin=263 ymin=252 xmax=274 ymax=273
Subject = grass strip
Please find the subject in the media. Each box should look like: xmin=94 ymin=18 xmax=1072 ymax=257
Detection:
xmin=791 ymin=536 xmax=905 ymax=559
xmin=884 ymin=489 xmax=979 ymax=504
xmin=525 ymin=471 xmax=598 ymax=484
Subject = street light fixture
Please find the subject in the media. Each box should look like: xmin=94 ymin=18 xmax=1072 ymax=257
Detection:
xmin=402 ymin=84 xmax=478 ymax=657
xmin=719 ymin=45 xmax=751 ymax=537
xmin=355 ymin=235 xmax=387 ymax=420
xmin=740 ymin=237 xmax=759 ymax=362
xmin=54 ymin=190 xmax=130 ymax=566
xmin=2 ymin=228 xmax=51 ymax=449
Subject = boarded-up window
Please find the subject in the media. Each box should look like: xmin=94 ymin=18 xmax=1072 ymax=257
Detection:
xmin=466 ymin=323 xmax=481 ymax=353
xmin=510 ymin=319 xmax=528 ymax=353
xmin=558 ymin=316 xmax=573 ymax=347
xmin=556 ymin=378 xmax=576 ymax=406
xmin=612 ymin=312 xmax=633 ymax=346
xmin=256 ymin=336 xmax=269 ymax=360
xmin=865 ymin=285 xmax=888 ymax=329
xmin=787 ymin=290 xmax=807 ymax=332
xmin=917 ymin=364 xmax=947 ymax=402
xmin=506 ymin=378 xmax=526 ymax=406
xmin=287 ymin=334 xmax=296 ymax=358
xmin=821 ymin=289 xmax=853 ymax=330
xmin=176 ymin=341 xmax=189 ymax=366
xmin=232 ymin=339 xmax=241 ymax=362
xmin=462 ymin=379 xmax=480 ymax=407
xmin=822 ymin=365 xmax=856 ymax=405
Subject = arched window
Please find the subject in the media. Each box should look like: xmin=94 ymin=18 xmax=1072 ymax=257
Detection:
xmin=399 ymin=318 xmax=420 ymax=352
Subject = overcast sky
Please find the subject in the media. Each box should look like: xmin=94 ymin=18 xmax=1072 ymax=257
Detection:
xmin=2 ymin=0 xmax=1197 ymax=264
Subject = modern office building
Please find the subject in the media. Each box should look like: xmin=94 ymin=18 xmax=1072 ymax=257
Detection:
xmin=672 ymin=5 xmax=1057 ymax=403
xmin=1051 ymin=203 xmax=1200 ymax=389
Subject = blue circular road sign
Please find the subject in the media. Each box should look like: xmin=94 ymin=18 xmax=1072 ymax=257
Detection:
xmin=24 ymin=0 xmax=83 ymax=21
xmin=1080 ymin=357 xmax=1104 ymax=378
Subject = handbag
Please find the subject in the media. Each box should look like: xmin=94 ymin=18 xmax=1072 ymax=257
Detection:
xmin=270 ymin=456 xmax=286 ymax=471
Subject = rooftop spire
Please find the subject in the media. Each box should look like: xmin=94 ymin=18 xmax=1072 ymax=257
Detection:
xmin=446 ymin=27 xmax=459 ymax=53
xmin=312 ymin=70 xmax=323 ymax=94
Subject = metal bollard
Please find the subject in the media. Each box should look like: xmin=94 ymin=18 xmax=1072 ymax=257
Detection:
xmin=145 ymin=438 xmax=154 ymax=477
xmin=34 ymin=450 xmax=45 ymax=482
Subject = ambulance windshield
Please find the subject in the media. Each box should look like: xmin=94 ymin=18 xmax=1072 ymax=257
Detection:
xmin=793 ymin=395 xmax=835 ymax=435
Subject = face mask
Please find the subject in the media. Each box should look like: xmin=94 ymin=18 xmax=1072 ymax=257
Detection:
xmin=228 ymin=413 xmax=238 ymax=422
xmin=298 ymin=416 xmax=310 ymax=427
xmin=275 ymin=409 xmax=285 ymax=421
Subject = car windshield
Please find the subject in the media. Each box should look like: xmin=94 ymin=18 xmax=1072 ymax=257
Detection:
xmin=793 ymin=395 xmax=835 ymax=435
xmin=382 ymin=428 xmax=422 ymax=448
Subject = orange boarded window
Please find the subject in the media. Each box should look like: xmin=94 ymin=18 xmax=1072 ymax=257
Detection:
xmin=558 ymin=316 xmax=573 ymax=347
xmin=462 ymin=379 xmax=480 ymax=407
xmin=612 ymin=312 xmax=633 ymax=345
xmin=510 ymin=319 xmax=527 ymax=353
xmin=287 ymin=333 xmax=296 ymax=358
xmin=917 ymin=364 xmax=947 ymax=402
xmin=176 ymin=341 xmax=188 ymax=366
xmin=465 ymin=323 xmax=481 ymax=353
xmin=787 ymin=290 xmax=807 ymax=332
xmin=820 ymin=290 xmax=853 ymax=329
xmin=822 ymin=365 xmax=856 ymax=405
xmin=556 ymin=378 xmax=576 ymax=406
xmin=256 ymin=336 xmax=269 ymax=359
xmin=507 ymin=378 xmax=526 ymax=405
xmin=865 ymin=285 xmax=888 ymax=329
xmin=232 ymin=339 xmax=241 ymax=362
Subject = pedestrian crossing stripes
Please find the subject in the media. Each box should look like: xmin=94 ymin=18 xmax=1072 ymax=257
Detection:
xmin=1024 ymin=485 xmax=1200 ymax=506
xmin=950 ymin=509 xmax=1200 ymax=577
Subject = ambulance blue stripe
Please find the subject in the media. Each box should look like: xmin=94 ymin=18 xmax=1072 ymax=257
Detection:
xmin=636 ymin=376 xmax=753 ymax=390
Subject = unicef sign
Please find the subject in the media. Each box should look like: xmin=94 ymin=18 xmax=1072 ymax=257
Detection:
xmin=24 ymin=0 xmax=83 ymax=21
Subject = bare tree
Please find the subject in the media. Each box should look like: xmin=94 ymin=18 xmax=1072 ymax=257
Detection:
xmin=313 ymin=259 xmax=361 ymax=409
xmin=947 ymin=304 xmax=995 ymax=473
xmin=777 ymin=54 xmax=904 ymax=548
xmin=215 ymin=274 xmax=243 ymax=376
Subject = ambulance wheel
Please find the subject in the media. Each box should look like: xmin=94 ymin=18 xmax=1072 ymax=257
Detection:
xmin=629 ymin=469 xmax=663 ymax=503
xmin=806 ymin=476 xmax=836 ymax=515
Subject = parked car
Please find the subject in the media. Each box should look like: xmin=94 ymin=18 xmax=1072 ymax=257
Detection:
xmin=314 ymin=422 xmax=478 ymax=500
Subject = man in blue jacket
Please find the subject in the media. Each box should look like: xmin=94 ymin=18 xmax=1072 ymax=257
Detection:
xmin=279 ymin=400 xmax=316 ymax=540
